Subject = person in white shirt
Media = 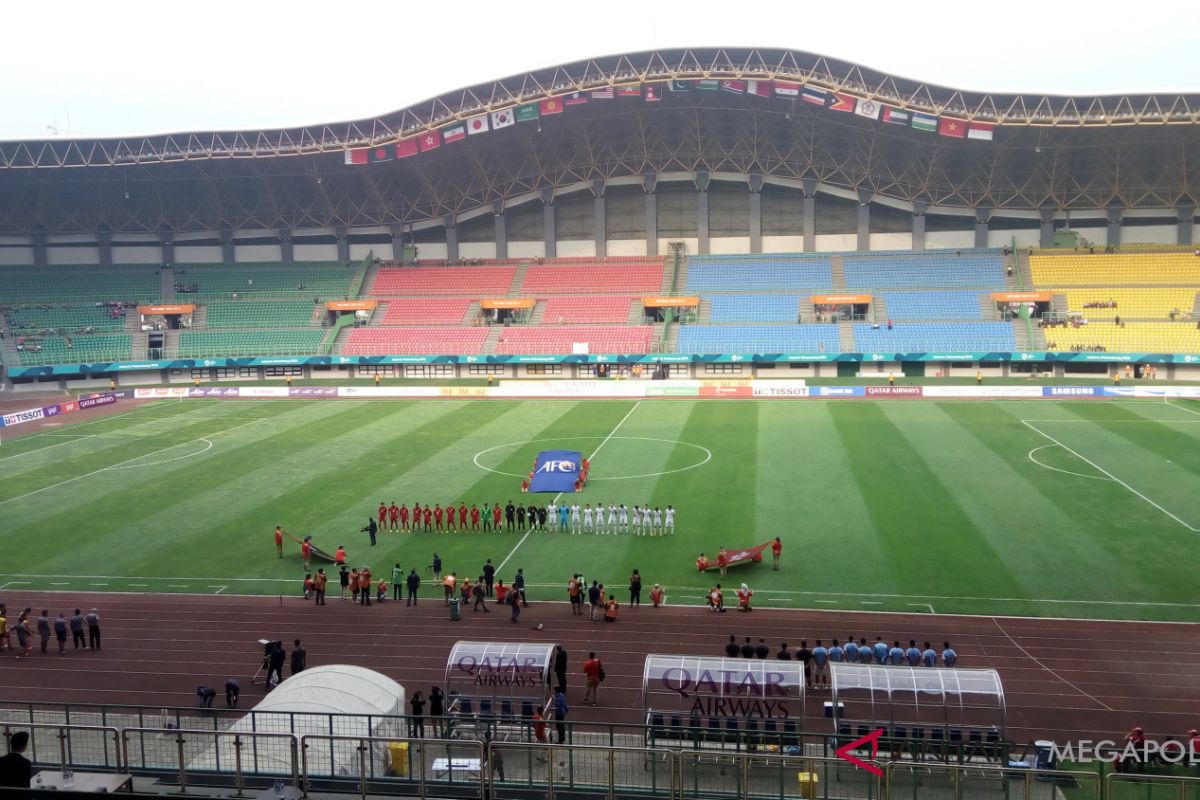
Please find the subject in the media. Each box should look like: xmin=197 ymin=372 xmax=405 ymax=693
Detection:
xmin=631 ymin=505 xmax=642 ymax=536
xmin=618 ymin=504 xmax=629 ymax=534
xmin=582 ymin=504 xmax=594 ymax=533
xmin=547 ymin=503 xmax=558 ymax=532
xmin=570 ymin=503 xmax=581 ymax=533
xmin=652 ymin=507 xmax=663 ymax=536
xmin=664 ymin=505 xmax=676 ymax=534
xmin=606 ymin=503 xmax=618 ymax=534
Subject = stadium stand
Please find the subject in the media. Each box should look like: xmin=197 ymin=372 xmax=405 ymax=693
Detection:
xmin=520 ymin=261 xmax=664 ymax=294
xmin=174 ymin=262 xmax=352 ymax=298
xmin=708 ymin=295 xmax=801 ymax=322
xmin=370 ymin=265 xmax=517 ymax=295
xmin=204 ymin=301 xmax=316 ymax=328
xmin=685 ymin=255 xmax=833 ymax=291
xmin=379 ymin=298 xmax=474 ymax=325
xmin=15 ymin=334 xmax=132 ymax=365
xmin=843 ymin=254 xmax=1006 ymax=289
xmin=342 ymin=327 xmax=489 ymax=355
xmin=177 ymin=330 xmax=326 ymax=357
xmin=0 ymin=265 xmax=160 ymax=303
xmin=852 ymin=322 xmax=1016 ymax=351
xmin=1055 ymin=289 xmax=1198 ymax=319
xmin=1041 ymin=322 xmax=1200 ymax=353
xmin=878 ymin=291 xmax=985 ymax=320
xmin=493 ymin=325 xmax=654 ymax=354
xmin=1030 ymin=253 xmax=1200 ymax=285
xmin=676 ymin=324 xmax=840 ymax=353
xmin=4 ymin=304 xmax=129 ymax=333
xmin=541 ymin=296 xmax=635 ymax=323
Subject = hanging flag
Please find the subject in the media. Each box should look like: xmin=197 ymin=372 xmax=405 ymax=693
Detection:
xmin=801 ymin=86 xmax=828 ymax=105
xmin=694 ymin=79 xmax=719 ymax=90
xmin=616 ymin=85 xmax=642 ymax=97
xmin=967 ymin=121 xmax=996 ymax=141
xmin=418 ymin=131 xmax=442 ymax=151
xmin=719 ymin=80 xmax=746 ymax=94
xmin=938 ymin=117 xmax=966 ymax=137
xmin=881 ymin=106 xmax=910 ymax=125
xmin=396 ymin=139 xmax=419 ymax=158
xmin=911 ymin=112 xmax=938 ymax=132
xmin=590 ymin=87 xmax=614 ymax=99
xmin=644 ymin=84 xmax=661 ymax=102
xmin=774 ymin=81 xmax=801 ymax=97
xmin=442 ymin=123 xmax=467 ymax=143
xmin=855 ymin=99 xmax=882 ymax=119
xmin=516 ymin=103 xmax=539 ymax=122
xmin=828 ymin=92 xmax=856 ymax=113
xmin=564 ymin=92 xmax=589 ymax=106
xmin=466 ymin=115 xmax=489 ymax=135
xmin=344 ymin=148 xmax=368 ymax=166
xmin=746 ymin=81 xmax=772 ymax=97
xmin=491 ymin=109 xmax=515 ymax=129
xmin=539 ymin=97 xmax=564 ymax=115
xmin=668 ymin=80 xmax=691 ymax=92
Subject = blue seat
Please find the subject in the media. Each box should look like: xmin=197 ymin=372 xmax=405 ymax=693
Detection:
xmin=708 ymin=716 xmax=723 ymax=739
xmin=969 ymin=730 xmax=982 ymax=745
xmin=725 ymin=718 xmax=740 ymax=738
xmin=460 ymin=698 xmax=473 ymax=715
xmin=500 ymin=700 xmax=514 ymax=719
xmin=893 ymin=727 xmax=907 ymax=740
xmin=931 ymin=728 xmax=944 ymax=742
xmin=910 ymin=726 xmax=925 ymax=740
xmin=520 ymin=700 xmax=534 ymax=718
xmin=764 ymin=719 xmax=779 ymax=736
xmin=479 ymin=699 xmax=493 ymax=716
xmin=651 ymin=713 xmax=665 ymax=729
xmin=857 ymin=725 xmax=871 ymax=739
xmin=986 ymin=729 xmax=1000 ymax=745
xmin=838 ymin=725 xmax=851 ymax=737
xmin=950 ymin=728 xmax=963 ymax=743
xmin=783 ymin=720 xmax=800 ymax=745
xmin=670 ymin=715 xmax=683 ymax=735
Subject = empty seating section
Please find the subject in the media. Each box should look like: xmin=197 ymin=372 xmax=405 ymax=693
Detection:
xmin=520 ymin=262 xmax=664 ymax=294
xmin=17 ymin=334 xmax=132 ymax=365
xmin=879 ymin=291 xmax=983 ymax=320
xmin=493 ymin=326 xmax=653 ymax=355
xmin=379 ymin=298 xmax=473 ymax=325
xmin=177 ymin=330 xmax=325 ymax=357
xmin=852 ymin=322 xmax=1016 ymax=351
xmin=205 ymin=301 xmax=315 ymax=328
xmin=0 ymin=266 xmax=159 ymax=303
xmin=541 ymin=296 xmax=634 ymax=323
xmin=342 ymin=327 xmax=489 ymax=355
xmin=708 ymin=295 xmax=800 ymax=322
xmin=1031 ymin=253 xmax=1200 ymax=285
xmin=676 ymin=325 xmax=839 ymax=353
xmin=176 ymin=263 xmax=351 ymax=298
xmin=1042 ymin=323 xmax=1200 ymax=353
xmin=4 ymin=305 xmax=127 ymax=332
xmin=843 ymin=255 xmax=1006 ymax=289
xmin=686 ymin=256 xmax=832 ymax=291
xmin=1056 ymin=289 xmax=1197 ymax=318
xmin=371 ymin=266 xmax=516 ymax=295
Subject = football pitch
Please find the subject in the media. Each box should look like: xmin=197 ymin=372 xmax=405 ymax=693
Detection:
xmin=2 ymin=396 xmax=1199 ymax=621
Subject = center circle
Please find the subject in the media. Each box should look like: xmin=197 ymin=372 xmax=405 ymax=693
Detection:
xmin=473 ymin=436 xmax=712 ymax=481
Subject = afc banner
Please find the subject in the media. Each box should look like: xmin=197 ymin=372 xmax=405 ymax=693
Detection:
xmin=529 ymin=449 xmax=582 ymax=493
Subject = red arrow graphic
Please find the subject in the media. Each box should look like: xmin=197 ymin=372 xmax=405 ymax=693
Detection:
xmin=835 ymin=728 xmax=885 ymax=776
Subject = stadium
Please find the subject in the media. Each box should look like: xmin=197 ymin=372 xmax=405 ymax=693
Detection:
xmin=1 ymin=45 xmax=1199 ymax=800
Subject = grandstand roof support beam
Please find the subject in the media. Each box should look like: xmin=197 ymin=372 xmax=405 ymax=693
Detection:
xmin=31 ymin=229 xmax=47 ymax=267
xmin=802 ymin=179 xmax=817 ymax=253
xmin=278 ymin=228 xmax=293 ymax=264
xmin=1177 ymin=200 xmax=1195 ymax=246
xmin=1038 ymin=205 xmax=1057 ymax=248
xmin=856 ymin=189 xmax=873 ymax=252
xmin=643 ymin=172 xmax=658 ymax=257
xmin=389 ymin=224 xmax=406 ymax=261
xmin=974 ymin=207 xmax=992 ymax=249
xmin=748 ymin=171 xmax=764 ymax=254
xmin=160 ymin=229 xmax=175 ymax=266
xmin=443 ymin=216 xmax=459 ymax=262
xmin=219 ymin=228 xmax=235 ymax=263
xmin=694 ymin=170 xmax=710 ymax=256
xmin=334 ymin=225 xmax=350 ymax=264
xmin=1106 ymin=204 xmax=1124 ymax=248
xmin=540 ymin=188 xmax=556 ymax=259
xmin=492 ymin=201 xmax=507 ymax=261
xmin=590 ymin=179 xmax=607 ymax=258
xmin=911 ymin=200 xmax=928 ymax=253
xmin=97 ymin=227 xmax=113 ymax=266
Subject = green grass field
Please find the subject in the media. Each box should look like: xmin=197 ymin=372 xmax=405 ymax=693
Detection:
xmin=2 ymin=396 xmax=1199 ymax=621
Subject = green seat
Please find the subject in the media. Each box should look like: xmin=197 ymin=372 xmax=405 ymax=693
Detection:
xmin=17 ymin=334 xmax=132 ymax=365
xmin=176 ymin=262 xmax=351 ymax=299
xmin=4 ymin=305 xmax=127 ymax=333
xmin=205 ymin=301 xmax=315 ymax=328
xmin=177 ymin=330 xmax=326 ymax=357
xmin=0 ymin=265 xmax=159 ymax=303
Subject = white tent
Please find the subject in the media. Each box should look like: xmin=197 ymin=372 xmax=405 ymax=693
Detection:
xmin=188 ymin=665 xmax=406 ymax=778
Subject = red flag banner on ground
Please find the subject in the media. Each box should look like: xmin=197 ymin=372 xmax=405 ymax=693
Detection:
xmin=938 ymin=117 xmax=967 ymax=137
xmin=418 ymin=131 xmax=442 ymax=152
xmin=828 ymin=92 xmax=856 ymax=113
xmin=967 ymin=121 xmax=996 ymax=141
xmin=396 ymin=139 xmax=419 ymax=158
xmin=539 ymin=97 xmax=564 ymax=115
xmin=699 ymin=541 xmax=773 ymax=571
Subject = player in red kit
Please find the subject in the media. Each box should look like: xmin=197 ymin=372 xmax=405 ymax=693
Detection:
xmin=433 ymin=505 xmax=444 ymax=531
xmin=470 ymin=504 xmax=481 ymax=531
xmin=492 ymin=503 xmax=503 ymax=531
xmin=399 ymin=504 xmax=410 ymax=532
xmin=388 ymin=502 xmax=400 ymax=531
xmin=422 ymin=505 xmax=432 ymax=532
xmin=445 ymin=501 xmax=456 ymax=531
xmin=458 ymin=503 xmax=468 ymax=529
xmin=377 ymin=502 xmax=387 ymax=527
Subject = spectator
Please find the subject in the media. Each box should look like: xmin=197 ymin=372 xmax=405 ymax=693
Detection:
xmin=290 ymin=640 xmax=306 ymax=675
xmin=430 ymin=687 xmax=445 ymax=737
xmin=582 ymin=652 xmax=603 ymax=706
xmin=796 ymin=641 xmax=813 ymax=689
xmin=552 ymin=689 xmax=568 ymax=744
xmin=941 ymin=642 xmax=958 ymax=667
xmin=409 ymin=691 xmax=426 ymax=738
xmin=225 ymin=678 xmax=240 ymax=708
xmin=754 ymin=638 xmax=769 ymax=659
xmin=724 ymin=635 xmax=740 ymax=658
xmin=740 ymin=637 xmax=755 ymax=659
xmin=0 ymin=731 xmax=33 ymax=788
xmin=777 ymin=642 xmax=792 ymax=660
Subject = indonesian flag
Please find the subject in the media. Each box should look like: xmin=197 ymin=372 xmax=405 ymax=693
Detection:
xmin=442 ymin=123 xmax=466 ymax=143
xmin=938 ymin=117 xmax=967 ymax=137
xmin=774 ymin=80 xmax=801 ymax=97
xmin=491 ymin=109 xmax=515 ymax=129
xmin=828 ymin=92 xmax=856 ymax=113
xmin=418 ymin=131 xmax=442 ymax=152
xmin=466 ymin=115 xmax=489 ymax=135
xmin=746 ymin=80 xmax=772 ymax=97
xmin=539 ymin=97 xmax=564 ymax=115
xmin=967 ymin=121 xmax=996 ymax=141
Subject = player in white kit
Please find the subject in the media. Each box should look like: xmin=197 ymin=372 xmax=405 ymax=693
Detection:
xmin=547 ymin=502 xmax=558 ymax=532
xmin=618 ymin=504 xmax=629 ymax=534
xmin=652 ymin=507 xmax=663 ymax=535
xmin=631 ymin=505 xmax=642 ymax=535
xmin=606 ymin=503 xmax=618 ymax=534
xmin=582 ymin=503 xmax=594 ymax=533
xmin=664 ymin=504 xmax=676 ymax=534
xmin=570 ymin=502 xmax=581 ymax=533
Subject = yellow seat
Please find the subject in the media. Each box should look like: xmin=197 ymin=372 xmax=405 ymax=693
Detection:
xmin=1042 ymin=322 xmax=1200 ymax=353
xmin=1055 ymin=289 xmax=1197 ymax=318
xmin=797 ymin=771 xmax=819 ymax=799
xmin=1031 ymin=253 xmax=1200 ymax=286
xmin=388 ymin=741 xmax=409 ymax=777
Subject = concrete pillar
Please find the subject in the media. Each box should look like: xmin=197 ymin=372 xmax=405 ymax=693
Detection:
xmin=642 ymin=172 xmax=658 ymax=257
xmin=97 ymin=229 xmax=113 ymax=266
xmin=541 ymin=187 xmax=556 ymax=259
xmin=159 ymin=229 xmax=175 ymax=265
xmin=444 ymin=216 xmax=459 ymax=262
xmin=219 ymin=228 xmax=235 ymax=262
xmin=492 ymin=200 xmax=507 ymax=260
xmin=1106 ymin=204 xmax=1123 ymax=248
xmin=334 ymin=225 xmax=350 ymax=263
xmin=1039 ymin=206 xmax=1056 ymax=248
xmin=856 ymin=188 xmax=872 ymax=252
xmin=278 ymin=228 xmax=294 ymax=263
xmin=389 ymin=224 xmax=405 ymax=261
xmin=748 ymin=171 xmax=764 ymax=254
xmin=694 ymin=170 xmax=710 ymax=255
xmin=911 ymin=200 xmax=928 ymax=253
xmin=590 ymin=179 xmax=606 ymax=258
xmin=974 ymin=207 xmax=992 ymax=249
xmin=802 ymin=179 xmax=816 ymax=253
xmin=1178 ymin=201 xmax=1196 ymax=246
xmin=32 ymin=230 xmax=48 ymax=267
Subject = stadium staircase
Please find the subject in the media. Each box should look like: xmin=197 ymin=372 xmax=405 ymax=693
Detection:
xmin=482 ymin=327 xmax=503 ymax=354
xmin=162 ymin=330 xmax=179 ymax=358
xmin=308 ymin=305 xmax=326 ymax=326
xmin=528 ymin=302 xmax=546 ymax=325
xmin=190 ymin=306 xmax=208 ymax=329
xmin=1049 ymin=294 xmax=1069 ymax=317
xmin=0 ymin=336 xmax=20 ymax=366
xmin=697 ymin=298 xmax=712 ymax=323
xmin=359 ymin=260 xmax=381 ymax=296
xmin=331 ymin=325 xmax=356 ymax=354
xmin=797 ymin=296 xmax=815 ymax=323
xmin=1014 ymin=251 xmax=1034 ymax=288
xmin=673 ymin=256 xmax=689 ymax=293
xmin=1012 ymin=321 xmax=1035 ymax=350
xmin=978 ymin=295 xmax=998 ymax=320
xmin=829 ymin=254 xmax=847 ymax=291
xmin=161 ymin=268 xmax=175 ymax=301
xmin=508 ymin=261 xmax=531 ymax=296
xmin=872 ymin=296 xmax=889 ymax=323
xmin=131 ymin=332 xmax=148 ymax=360
xmin=123 ymin=314 xmax=140 ymax=333
xmin=464 ymin=301 xmax=482 ymax=325
xmin=837 ymin=321 xmax=856 ymax=352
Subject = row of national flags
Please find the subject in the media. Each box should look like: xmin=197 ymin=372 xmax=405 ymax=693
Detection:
xmin=345 ymin=79 xmax=995 ymax=164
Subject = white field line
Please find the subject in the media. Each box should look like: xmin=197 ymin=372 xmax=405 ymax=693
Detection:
xmin=991 ymin=616 xmax=1114 ymax=711
xmin=0 ymin=435 xmax=95 ymax=463
xmin=908 ymin=603 xmax=937 ymax=614
xmin=496 ymin=400 xmax=642 ymax=575
xmin=5 ymin=398 xmax=183 ymax=444
xmin=1020 ymin=419 xmax=1199 ymax=532
xmin=1166 ymin=400 xmax=1200 ymax=417
xmin=0 ymin=417 xmax=266 ymax=507
xmin=1027 ymin=444 xmax=1113 ymax=482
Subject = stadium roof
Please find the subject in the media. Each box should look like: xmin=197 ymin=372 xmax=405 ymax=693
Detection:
xmin=1 ymin=48 xmax=1196 ymax=235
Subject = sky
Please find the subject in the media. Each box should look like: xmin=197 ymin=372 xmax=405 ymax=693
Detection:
xmin=2 ymin=0 xmax=1197 ymax=140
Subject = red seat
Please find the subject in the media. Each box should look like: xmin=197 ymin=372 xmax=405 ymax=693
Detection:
xmin=541 ymin=296 xmax=635 ymax=324
xmin=371 ymin=267 xmax=516 ymax=295
xmin=379 ymin=298 xmax=473 ymax=325
xmin=521 ymin=262 xmax=663 ymax=294
xmin=342 ymin=327 xmax=489 ymax=355
xmin=493 ymin=326 xmax=653 ymax=355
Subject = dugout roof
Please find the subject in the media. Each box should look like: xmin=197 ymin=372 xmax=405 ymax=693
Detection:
xmin=444 ymin=641 xmax=555 ymax=708
xmin=642 ymin=654 xmax=806 ymax=720
xmin=830 ymin=663 xmax=1006 ymax=736
xmin=1 ymin=47 xmax=1197 ymax=235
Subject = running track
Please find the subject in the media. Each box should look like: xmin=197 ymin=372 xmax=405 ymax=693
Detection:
xmin=0 ymin=590 xmax=1196 ymax=743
